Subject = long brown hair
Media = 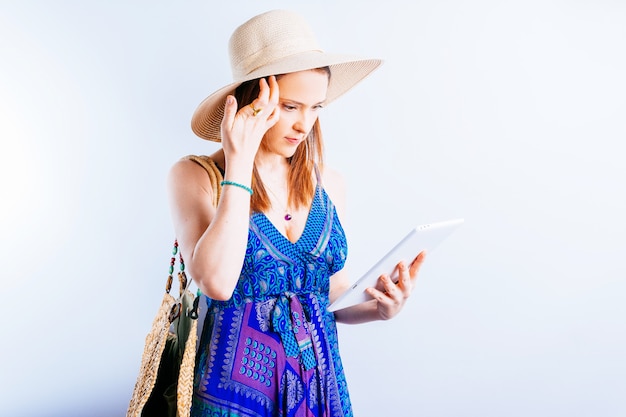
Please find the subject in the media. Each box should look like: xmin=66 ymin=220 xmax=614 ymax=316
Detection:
xmin=233 ymin=68 xmax=329 ymax=213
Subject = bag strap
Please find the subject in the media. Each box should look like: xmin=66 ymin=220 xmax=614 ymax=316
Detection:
xmin=182 ymin=154 xmax=223 ymax=208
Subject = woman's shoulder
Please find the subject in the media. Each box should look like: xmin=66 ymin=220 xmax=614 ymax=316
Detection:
xmin=320 ymin=164 xmax=346 ymax=213
xmin=168 ymin=151 xmax=225 ymax=194
xmin=320 ymin=164 xmax=345 ymax=187
xmin=168 ymin=155 xmax=208 ymax=181
xmin=169 ymin=150 xmax=224 ymax=178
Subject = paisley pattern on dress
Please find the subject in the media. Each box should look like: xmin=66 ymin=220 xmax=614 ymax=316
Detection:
xmin=191 ymin=177 xmax=352 ymax=417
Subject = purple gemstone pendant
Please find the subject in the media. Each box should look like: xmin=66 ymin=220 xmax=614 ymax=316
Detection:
xmin=284 ymin=214 xmax=292 ymax=221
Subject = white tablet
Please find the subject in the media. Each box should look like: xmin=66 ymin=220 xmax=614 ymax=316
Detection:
xmin=327 ymin=218 xmax=464 ymax=312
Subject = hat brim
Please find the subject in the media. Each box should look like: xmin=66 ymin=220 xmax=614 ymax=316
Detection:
xmin=191 ymin=51 xmax=383 ymax=141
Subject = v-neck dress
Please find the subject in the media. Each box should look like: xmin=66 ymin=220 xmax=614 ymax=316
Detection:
xmin=190 ymin=179 xmax=352 ymax=416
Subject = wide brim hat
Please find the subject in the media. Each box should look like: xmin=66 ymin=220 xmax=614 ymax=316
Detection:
xmin=191 ymin=9 xmax=383 ymax=141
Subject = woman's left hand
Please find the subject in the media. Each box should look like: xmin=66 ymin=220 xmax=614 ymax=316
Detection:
xmin=365 ymin=251 xmax=426 ymax=320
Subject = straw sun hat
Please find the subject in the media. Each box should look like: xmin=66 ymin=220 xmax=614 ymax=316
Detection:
xmin=191 ymin=9 xmax=383 ymax=141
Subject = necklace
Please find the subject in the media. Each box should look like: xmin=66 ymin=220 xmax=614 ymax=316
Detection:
xmin=264 ymin=182 xmax=292 ymax=221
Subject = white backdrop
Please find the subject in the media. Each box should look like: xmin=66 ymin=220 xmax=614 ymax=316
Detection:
xmin=1 ymin=1 xmax=625 ymax=416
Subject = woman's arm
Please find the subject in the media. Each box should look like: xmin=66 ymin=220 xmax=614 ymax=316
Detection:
xmin=323 ymin=165 xmax=426 ymax=323
xmin=168 ymin=155 xmax=253 ymax=300
xmin=167 ymin=77 xmax=280 ymax=300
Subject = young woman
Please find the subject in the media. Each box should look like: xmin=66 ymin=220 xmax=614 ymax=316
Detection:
xmin=168 ymin=9 xmax=425 ymax=417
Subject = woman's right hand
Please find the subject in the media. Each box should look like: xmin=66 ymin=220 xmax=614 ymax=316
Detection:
xmin=220 ymin=76 xmax=280 ymax=165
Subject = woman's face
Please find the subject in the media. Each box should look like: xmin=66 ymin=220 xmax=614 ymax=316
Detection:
xmin=262 ymin=70 xmax=329 ymax=158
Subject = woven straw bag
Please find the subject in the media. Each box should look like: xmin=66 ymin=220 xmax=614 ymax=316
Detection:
xmin=127 ymin=155 xmax=223 ymax=417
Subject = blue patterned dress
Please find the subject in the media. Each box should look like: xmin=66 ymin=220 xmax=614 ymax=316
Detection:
xmin=190 ymin=175 xmax=352 ymax=416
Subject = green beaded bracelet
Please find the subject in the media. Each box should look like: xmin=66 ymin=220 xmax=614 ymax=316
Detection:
xmin=220 ymin=180 xmax=253 ymax=195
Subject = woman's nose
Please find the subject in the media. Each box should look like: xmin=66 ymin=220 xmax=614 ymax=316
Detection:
xmin=294 ymin=110 xmax=311 ymax=133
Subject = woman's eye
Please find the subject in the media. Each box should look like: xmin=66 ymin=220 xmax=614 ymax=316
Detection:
xmin=283 ymin=104 xmax=296 ymax=111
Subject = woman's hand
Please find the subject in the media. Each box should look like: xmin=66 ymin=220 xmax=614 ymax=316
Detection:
xmin=220 ymin=76 xmax=280 ymax=165
xmin=365 ymin=251 xmax=426 ymax=320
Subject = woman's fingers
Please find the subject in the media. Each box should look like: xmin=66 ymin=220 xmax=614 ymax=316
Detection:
xmin=221 ymin=76 xmax=281 ymax=159
xmin=264 ymin=76 xmax=281 ymax=127
xmin=397 ymin=251 xmax=426 ymax=296
xmin=364 ymin=253 xmax=427 ymax=320
xmin=379 ymin=275 xmax=403 ymax=305
xmin=409 ymin=251 xmax=426 ymax=281
xmin=365 ymin=276 xmax=402 ymax=320
xmin=392 ymin=266 xmax=412 ymax=301
xmin=247 ymin=76 xmax=278 ymax=117
xmin=249 ymin=77 xmax=269 ymax=116
xmin=268 ymin=75 xmax=279 ymax=106
xmin=221 ymin=95 xmax=238 ymax=132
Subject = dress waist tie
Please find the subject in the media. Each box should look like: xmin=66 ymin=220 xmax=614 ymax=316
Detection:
xmin=270 ymin=292 xmax=317 ymax=371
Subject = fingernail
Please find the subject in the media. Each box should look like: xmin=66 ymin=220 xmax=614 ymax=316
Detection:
xmin=226 ymin=96 xmax=233 ymax=105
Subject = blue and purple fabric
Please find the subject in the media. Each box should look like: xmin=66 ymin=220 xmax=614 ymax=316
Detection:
xmin=191 ymin=180 xmax=353 ymax=416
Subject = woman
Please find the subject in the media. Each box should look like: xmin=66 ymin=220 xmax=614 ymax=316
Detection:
xmin=168 ymin=9 xmax=425 ymax=417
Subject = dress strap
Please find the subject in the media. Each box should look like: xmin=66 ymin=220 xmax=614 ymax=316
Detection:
xmin=313 ymin=163 xmax=323 ymax=187
xmin=312 ymin=163 xmax=325 ymax=206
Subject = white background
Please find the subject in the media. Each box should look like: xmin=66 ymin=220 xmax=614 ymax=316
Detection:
xmin=1 ymin=1 xmax=625 ymax=416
